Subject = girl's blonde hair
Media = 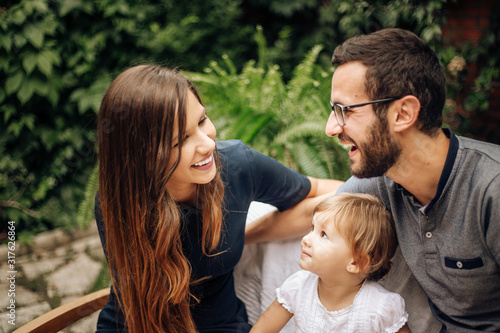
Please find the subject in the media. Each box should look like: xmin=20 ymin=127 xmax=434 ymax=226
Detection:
xmin=314 ymin=193 xmax=397 ymax=281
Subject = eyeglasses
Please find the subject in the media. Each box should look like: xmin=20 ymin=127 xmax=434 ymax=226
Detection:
xmin=329 ymin=97 xmax=400 ymax=127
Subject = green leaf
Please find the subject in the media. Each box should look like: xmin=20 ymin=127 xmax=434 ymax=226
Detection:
xmin=32 ymin=0 xmax=49 ymax=13
xmin=0 ymin=56 xmax=10 ymax=72
xmin=47 ymin=85 xmax=59 ymax=106
xmin=0 ymin=34 xmax=12 ymax=52
xmin=43 ymin=49 xmax=61 ymax=66
xmin=9 ymin=8 xmax=27 ymax=26
xmin=37 ymin=51 xmax=53 ymax=77
xmin=2 ymin=104 xmax=16 ymax=122
xmin=22 ymin=0 xmax=34 ymax=16
xmin=60 ymin=0 xmax=94 ymax=16
xmin=21 ymin=114 xmax=36 ymax=131
xmin=22 ymin=52 xmax=37 ymax=74
xmin=5 ymin=71 xmax=24 ymax=95
xmin=5 ymin=114 xmax=36 ymax=136
xmin=17 ymin=78 xmax=35 ymax=104
xmin=13 ymin=33 xmax=27 ymax=49
xmin=40 ymin=130 xmax=60 ymax=151
xmin=60 ymin=0 xmax=84 ymax=17
xmin=25 ymin=24 xmax=44 ymax=49
xmin=34 ymin=78 xmax=50 ymax=97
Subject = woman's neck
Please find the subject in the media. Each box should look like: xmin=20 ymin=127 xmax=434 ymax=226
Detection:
xmin=169 ymin=185 xmax=197 ymax=205
xmin=317 ymin=277 xmax=363 ymax=312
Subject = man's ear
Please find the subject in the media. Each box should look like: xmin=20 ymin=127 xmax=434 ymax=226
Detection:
xmin=392 ymin=95 xmax=420 ymax=133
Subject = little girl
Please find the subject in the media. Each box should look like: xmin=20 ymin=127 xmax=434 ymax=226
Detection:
xmin=251 ymin=193 xmax=409 ymax=333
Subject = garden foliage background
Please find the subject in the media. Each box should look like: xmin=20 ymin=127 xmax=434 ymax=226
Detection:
xmin=1 ymin=0 xmax=499 ymax=241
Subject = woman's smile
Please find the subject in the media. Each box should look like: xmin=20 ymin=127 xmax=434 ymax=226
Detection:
xmin=192 ymin=154 xmax=214 ymax=170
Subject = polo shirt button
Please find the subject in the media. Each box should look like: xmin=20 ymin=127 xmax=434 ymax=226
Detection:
xmin=425 ymin=232 xmax=432 ymax=238
xmin=457 ymin=261 xmax=463 ymax=269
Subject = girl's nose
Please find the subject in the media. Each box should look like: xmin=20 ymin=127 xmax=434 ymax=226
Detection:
xmin=302 ymin=233 xmax=312 ymax=247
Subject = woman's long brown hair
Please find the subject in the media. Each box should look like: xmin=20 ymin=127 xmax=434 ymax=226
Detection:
xmin=97 ymin=65 xmax=224 ymax=332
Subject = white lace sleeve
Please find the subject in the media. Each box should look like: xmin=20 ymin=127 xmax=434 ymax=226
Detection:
xmin=380 ymin=291 xmax=409 ymax=333
xmin=275 ymin=270 xmax=309 ymax=314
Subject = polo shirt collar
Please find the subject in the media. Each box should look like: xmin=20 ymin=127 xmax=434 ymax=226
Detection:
xmin=395 ymin=128 xmax=459 ymax=213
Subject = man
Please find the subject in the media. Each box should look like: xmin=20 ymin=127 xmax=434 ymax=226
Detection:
xmin=328 ymin=28 xmax=500 ymax=332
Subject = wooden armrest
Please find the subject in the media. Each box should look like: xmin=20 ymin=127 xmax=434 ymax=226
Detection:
xmin=13 ymin=287 xmax=110 ymax=333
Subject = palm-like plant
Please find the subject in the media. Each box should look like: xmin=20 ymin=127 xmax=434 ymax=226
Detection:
xmin=77 ymin=27 xmax=350 ymax=228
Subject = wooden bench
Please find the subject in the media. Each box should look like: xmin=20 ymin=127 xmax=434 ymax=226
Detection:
xmin=13 ymin=288 xmax=109 ymax=333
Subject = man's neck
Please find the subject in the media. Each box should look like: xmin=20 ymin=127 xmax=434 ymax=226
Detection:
xmin=386 ymin=129 xmax=450 ymax=206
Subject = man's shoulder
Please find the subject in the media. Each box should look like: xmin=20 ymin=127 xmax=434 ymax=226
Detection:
xmin=456 ymin=136 xmax=500 ymax=187
xmin=457 ymin=136 xmax=500 ymax=164
xmin=338 ymin=175 xmax=395 ymax=194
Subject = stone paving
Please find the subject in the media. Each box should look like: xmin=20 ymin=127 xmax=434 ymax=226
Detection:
xmin=0 ymin=223 xmax=106 ymax=333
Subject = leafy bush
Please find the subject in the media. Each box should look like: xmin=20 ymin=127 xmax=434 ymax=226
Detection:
xmin=2 ymin=0 xmax=499 ymax=236
xmin=0 ymin=0 xmax=258 ymax=238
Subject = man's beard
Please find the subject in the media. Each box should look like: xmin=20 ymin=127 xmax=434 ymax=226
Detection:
xmin=342 ymin=118 xmax=402 ymax=178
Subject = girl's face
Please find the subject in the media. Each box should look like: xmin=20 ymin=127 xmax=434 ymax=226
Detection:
xmin=166 ymin=91 xmax=217 ymax=202
xmin=299 ymin=212 xmax=354 ymax=278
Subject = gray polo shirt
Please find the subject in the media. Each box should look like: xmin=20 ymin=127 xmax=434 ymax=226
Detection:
xmin=338 ymin=129 xmax=500 ymax=332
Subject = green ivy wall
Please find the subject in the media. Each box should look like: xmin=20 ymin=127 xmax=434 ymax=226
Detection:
xmin=1 ymin=0 xmax=499 ymax=239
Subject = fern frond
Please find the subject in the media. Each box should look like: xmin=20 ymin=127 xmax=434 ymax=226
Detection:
xmin=240 ymin=113 xmax=274 ymax=143
xmin=286 ymin=44 xmax=323 ymax=99
xmin=293 ymin=142 xmax=330 ymax=179
xmin=183 ymin=29 xmax=349 ymax=181
xmin=183 ymin=72 xmax=220 ymax=85
xmin=207 ymin=60 xmax=229 ymax=78
xmin=221 ymin=54 xmax=237 ymax=76
xmin=76 ymin=164 xmax=99 ymax=229
xmin=318 ymin=140 xmax=350 ymax=180
xmin=254 ymin=25 xmax=268 ymax=69
xmin=273 ymin=122 xmax=326 ymax=144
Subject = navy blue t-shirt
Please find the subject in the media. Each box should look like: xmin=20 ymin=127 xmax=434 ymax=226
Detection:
xmin=95 ymin=140 xmax=311 ymax=332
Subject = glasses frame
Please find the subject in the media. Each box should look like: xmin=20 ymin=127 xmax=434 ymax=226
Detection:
xmin=329 ymin=97 xmax=400 ymax=127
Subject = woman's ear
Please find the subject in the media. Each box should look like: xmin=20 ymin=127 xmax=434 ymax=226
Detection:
xmin=392 ymin=95 xmax=421 ymax=133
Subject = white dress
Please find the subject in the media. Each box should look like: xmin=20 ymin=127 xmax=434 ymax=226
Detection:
xmin=276 ymin=270 xmax=408 ymax=333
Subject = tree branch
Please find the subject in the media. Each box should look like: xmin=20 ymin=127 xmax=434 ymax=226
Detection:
xmin=0 ymin=200 xmax=41 ymax=218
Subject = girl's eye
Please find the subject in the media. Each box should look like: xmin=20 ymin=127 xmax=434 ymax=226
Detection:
xmin=321 ymin=231 xmax=327 ymax=238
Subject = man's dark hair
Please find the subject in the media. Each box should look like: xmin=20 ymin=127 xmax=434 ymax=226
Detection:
xmin=332 ymin=28 xmax=446 ymax=135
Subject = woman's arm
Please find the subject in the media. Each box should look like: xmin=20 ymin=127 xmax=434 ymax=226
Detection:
xmin=245 ymin=177 xmax=343 ymax=244
xmin=250 ymin=299 xmax=293 ymax=333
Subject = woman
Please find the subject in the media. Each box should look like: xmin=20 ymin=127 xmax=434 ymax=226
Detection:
xmin=95 ymin=64 xmax=341 ymax=332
